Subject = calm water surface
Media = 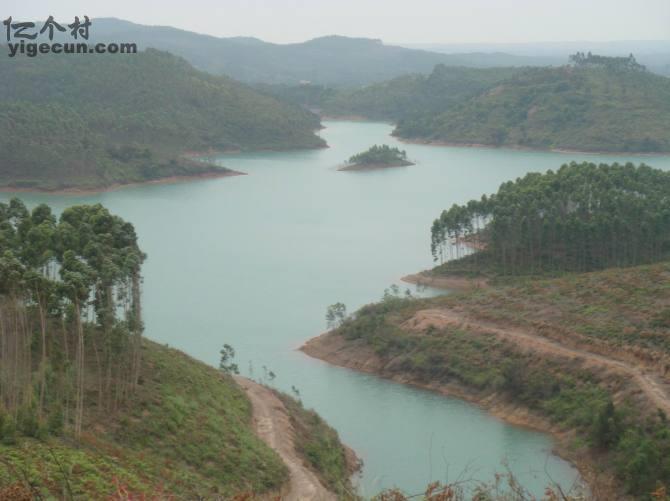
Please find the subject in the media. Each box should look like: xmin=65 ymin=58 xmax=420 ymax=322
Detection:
xmin=8 ymin=121 xmax=670 ymax=496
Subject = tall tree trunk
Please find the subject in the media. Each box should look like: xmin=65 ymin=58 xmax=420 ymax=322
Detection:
xmin=131 ymin=273 xmax=142 ymax=390
xmin=74 ymin=299 xmax=85 ymax=441
xmin=38 ymin=298 xmax=47 ymax=420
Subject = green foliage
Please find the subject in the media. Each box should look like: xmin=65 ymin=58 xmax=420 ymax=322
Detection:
xmin=570 ymin=52 xmax=646 ymax=71
xmin=0 ymin=49 xmax=324 ymax=189
xmin=431 ymin=162 xmax=670 ymax=275
xmin=333 ymin=269 xmax=670 ymax=495
xmin=274 ymin=391 xmax=356 ymax=497
xmin=347 ymin=145 xmax=409 ymax=166
xmin=321 ymin=65 xmax=520 ymax=120
xmin=0 ymin=342 xmax=289 ymax=498
xmin=46 ymin=404 xmax=64 ymax=436
xmin=117 ymin=342 xmax=288 ymax=496
xmin=395 ymin=62 xmax=670 ymax=152
xmin=219 ymin=343 xmax=240 ymax=374
xmin=0 ymin=199 xmax=299 ymax=498
xmin=15 ymin=405 xmax=42 ymax=439
xmin=255 ymin=82 xmax=338 ymax=108
xmin=0 ymin=411 xmax=17 ymax=445
xmin=0 ymin=198 xmax=146 ymax=441
xmin=326 ymin=302 xmax=348 ymax=329
xmin=613 ymin=421 xmax=670 ymax=494
xmin=592 ymin=400 xmax=621 ymax=449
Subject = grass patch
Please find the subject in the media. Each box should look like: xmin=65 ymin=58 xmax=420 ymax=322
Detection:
xmin=0 ymin=341 xmax=288 ymax=499
xmin=273 ymin=391 xmax=359 ymax=499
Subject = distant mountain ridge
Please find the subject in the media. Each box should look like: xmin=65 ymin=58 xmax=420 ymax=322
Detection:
xmin=39 ymin=18 xmax=554 ymax=86
xmin=407 ymin=40 xmax=670 ymax=76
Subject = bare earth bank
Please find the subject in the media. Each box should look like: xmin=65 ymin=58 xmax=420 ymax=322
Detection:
xmin=401 ymin=271 xmax=488 ymax=291
xmin=235 ymin=376 xmax=360 ymax=501
xmin=301 ymin=331 xmax=616 ymax=499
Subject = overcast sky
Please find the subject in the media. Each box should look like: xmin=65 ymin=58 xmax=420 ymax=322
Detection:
xmin=5 ymin=0 xmax=670 ymax=44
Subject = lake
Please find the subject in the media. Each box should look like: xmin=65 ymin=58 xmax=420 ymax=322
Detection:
xmin=8 ymin=121 xmax=670 ymax=497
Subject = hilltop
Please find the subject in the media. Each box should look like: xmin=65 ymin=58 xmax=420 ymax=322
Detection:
xmin=25 ymin=19 xmax=670 ymax=86
xmin=320 ymin=64 xmax=520 ymax=120
xmin=0 ymin=49 xmax=324 ymax=190
xmin=44 ymin=18 xmax=543 ymax=86
xmin=394 ymin=57 xmax=670 ymax=153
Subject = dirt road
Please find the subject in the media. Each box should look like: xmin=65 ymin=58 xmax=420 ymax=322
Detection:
xmin=404 ymin=308 xmax=670 ymax=416
xmin=234 ymin=377 xmax=336 ymax=501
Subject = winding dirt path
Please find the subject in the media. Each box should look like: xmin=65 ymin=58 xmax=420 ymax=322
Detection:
xmin=234 ymin=377 xmax=336 ymax=501
xmin=405 ymin=308 xmax=670 ymax=416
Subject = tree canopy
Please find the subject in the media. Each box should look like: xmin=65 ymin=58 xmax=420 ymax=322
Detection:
xmin=0 ymin=198 xmax=145 ymax=440
xmin=569 ymin=52 xmax=646 ymax=71
xmin=347 ymin=145 xmax=410 ymax=166
xmin=395 ymin=61 xmax=670 ymax=153
xmin=320 ymin=64 xmax=519 ymax=121
xmin=0 ymin=49 xmax=325 ymax=190
xmin=431 ymin=162 xmax=670 ymax=275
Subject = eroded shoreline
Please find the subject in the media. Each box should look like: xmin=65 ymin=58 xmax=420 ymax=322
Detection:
xmin=301 ymin=330 xmax=613 ymax=498
xmin=401 ymin=271 xmax=488 ymax=291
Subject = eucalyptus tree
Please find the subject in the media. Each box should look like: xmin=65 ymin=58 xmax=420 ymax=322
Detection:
xmin=21 ymin=204 xmax=57 ymax=419
xmin=431 ymin=162 xmax=670 ymax=275
xmin=0 ymin=198 xmax=145 ymax=441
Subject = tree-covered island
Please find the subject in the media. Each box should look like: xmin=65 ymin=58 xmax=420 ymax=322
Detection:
xmin=339 ymin=144 xmax=414 ymax=171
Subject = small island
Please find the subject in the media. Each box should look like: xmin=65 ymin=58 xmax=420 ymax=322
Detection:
xmin=338 ymin=144 xmax=414 ymax=171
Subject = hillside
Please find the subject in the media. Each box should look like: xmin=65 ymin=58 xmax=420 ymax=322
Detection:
xmin=429 ymin=162 xmax=670 ymax=276
xmin=0 ymin=341 xmax=288 ymax=498
xmin=320 ymin=64 xmax=520 ymax=120
xmin=394 ymin=59 xmax=670 ymax=153
xmin=0 ymin=339 xmax=358 ymax=498
xmin=303 ymin=163 xmax=670 ymax=496
xmin=0 ymin=198 xmax=353 ymax=498
xmin=43 ymin=18 xmax=537 ymax=87
xmin=304 ymin=261 xmax=670 ymax=497
xmin=0 ymin=49 xmax=324 ymax=190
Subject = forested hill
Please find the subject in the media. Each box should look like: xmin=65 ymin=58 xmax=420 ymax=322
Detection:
xmin=319 ymin=64 xmax=521 ymax=120
xmin=431 ymin=162 xmax=670 ymax=276
xmin=394 ymin=58 xmax=670 ymax=153
xmin=0 ymin=49 xmax=324 ymax=190
xmin=55 ymin=18 xmax=536 ymax=86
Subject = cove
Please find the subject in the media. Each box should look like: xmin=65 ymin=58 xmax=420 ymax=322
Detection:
xmin=6 ymin=121 xmax=670 ymax=497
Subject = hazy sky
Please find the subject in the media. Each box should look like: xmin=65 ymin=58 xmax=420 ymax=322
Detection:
xmin=5 ymin=0 xmax=670 ymax=44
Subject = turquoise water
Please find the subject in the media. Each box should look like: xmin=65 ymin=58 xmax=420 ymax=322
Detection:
xmin=7 ymin=121 xmax=670 ymax=497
